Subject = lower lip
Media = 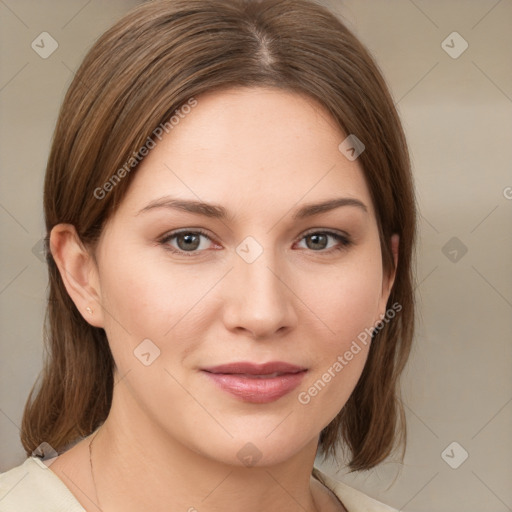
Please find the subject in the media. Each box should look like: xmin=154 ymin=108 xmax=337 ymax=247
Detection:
xmin=202 ymin=371 xmax=307 ymax=403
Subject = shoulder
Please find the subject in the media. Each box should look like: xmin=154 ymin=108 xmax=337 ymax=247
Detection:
xmin=0 ymin=457 xmax=85 ymax=511
xmin=312 ymin=466 xmax=398 ymax=512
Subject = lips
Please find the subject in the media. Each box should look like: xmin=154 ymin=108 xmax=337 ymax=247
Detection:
xmin=201 ymin=361 xmax=307 ymax=403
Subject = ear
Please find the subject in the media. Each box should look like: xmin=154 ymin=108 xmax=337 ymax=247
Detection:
xmin=49 ymin=223 xmax=105 ymax=328
xmin=377 ymin=233 xmax=399 ymax=318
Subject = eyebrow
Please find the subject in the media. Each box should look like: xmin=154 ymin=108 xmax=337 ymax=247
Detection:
xmin=136 ymin=196 xmax=368 ymax=221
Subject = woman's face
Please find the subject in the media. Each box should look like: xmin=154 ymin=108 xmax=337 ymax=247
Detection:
xmin=88 ymin=87 xmax=396 ymax=466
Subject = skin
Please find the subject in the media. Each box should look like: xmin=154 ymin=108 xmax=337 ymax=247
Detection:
xmin=49 ymin=87 xmax=398 ymax=512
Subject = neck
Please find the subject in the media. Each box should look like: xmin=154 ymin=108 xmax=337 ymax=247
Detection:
xmin=90 ymin=387 xmax=325 ymax=512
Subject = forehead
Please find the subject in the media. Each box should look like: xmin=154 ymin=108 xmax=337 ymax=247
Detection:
xmin=118 ymin=87 xmax=376 ymax=222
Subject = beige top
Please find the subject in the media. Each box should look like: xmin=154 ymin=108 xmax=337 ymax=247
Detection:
xmin=0 ymin=456 xmax=397 ymax=511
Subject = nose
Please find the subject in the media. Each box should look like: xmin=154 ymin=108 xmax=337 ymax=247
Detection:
xmin=221 ymin=245 xmax=298 ymax=339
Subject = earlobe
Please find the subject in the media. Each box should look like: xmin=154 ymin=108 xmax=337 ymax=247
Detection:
xmin=49 ymin=224 xmax=104 ymax=328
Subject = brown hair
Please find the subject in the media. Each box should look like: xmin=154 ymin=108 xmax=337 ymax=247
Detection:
xmin=21 ymin=0 xmax=416 ymax=471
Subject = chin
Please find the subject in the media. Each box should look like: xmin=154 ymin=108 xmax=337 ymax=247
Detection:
xmin=192 ymin=427 xmax=317 ymax=469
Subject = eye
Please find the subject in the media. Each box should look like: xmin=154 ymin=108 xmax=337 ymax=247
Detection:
xmin=159 ymin=229 xmax=217 ymax=256
xmin=158 ymin=228 xmax=352 ymax=257
xmin=295 ymin=230 xmax=352 ymax=253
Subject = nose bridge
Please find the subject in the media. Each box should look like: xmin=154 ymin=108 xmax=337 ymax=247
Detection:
xmin=223 ymin=234 xmax=295 ymax=336
xmin=236 ymin=235 xmax=285 ymax=304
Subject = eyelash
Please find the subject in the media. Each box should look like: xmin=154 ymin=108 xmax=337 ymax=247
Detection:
xmin=158 ymin=228 xmax=352 ymax=257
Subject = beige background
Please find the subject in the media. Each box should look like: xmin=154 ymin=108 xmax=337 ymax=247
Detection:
xmin=1 ymin=1 xmax=511 ymax=511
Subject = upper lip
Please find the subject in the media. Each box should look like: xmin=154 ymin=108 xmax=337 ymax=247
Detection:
xmin=202 ymin=361 xmax=307 ymax=375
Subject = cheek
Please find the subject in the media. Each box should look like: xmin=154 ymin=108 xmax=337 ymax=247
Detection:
xmin=97 ymin=249 xmax=214 ymax=365
xmin=293 ymin=251 xmax=383 ymax=419
xmin=305 ymin=252 xmax=384 ymax=346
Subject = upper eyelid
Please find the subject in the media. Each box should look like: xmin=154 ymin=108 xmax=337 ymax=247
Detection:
xmin=299 ymin=228 xmax=350 ymax=239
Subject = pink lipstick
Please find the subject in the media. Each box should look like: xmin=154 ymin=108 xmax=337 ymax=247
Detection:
xmin=201 ymin=361 xmax=307 ymax=404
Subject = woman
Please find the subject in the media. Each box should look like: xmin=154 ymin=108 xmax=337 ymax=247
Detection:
xmin=0 ymin=0 xmax=416 ymax=510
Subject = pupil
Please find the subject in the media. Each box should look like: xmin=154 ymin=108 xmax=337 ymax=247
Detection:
xmin=180 ymin=233 xmax=199 ymax=250
xmin=309 ymin=234 xmax=326 ymax=250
